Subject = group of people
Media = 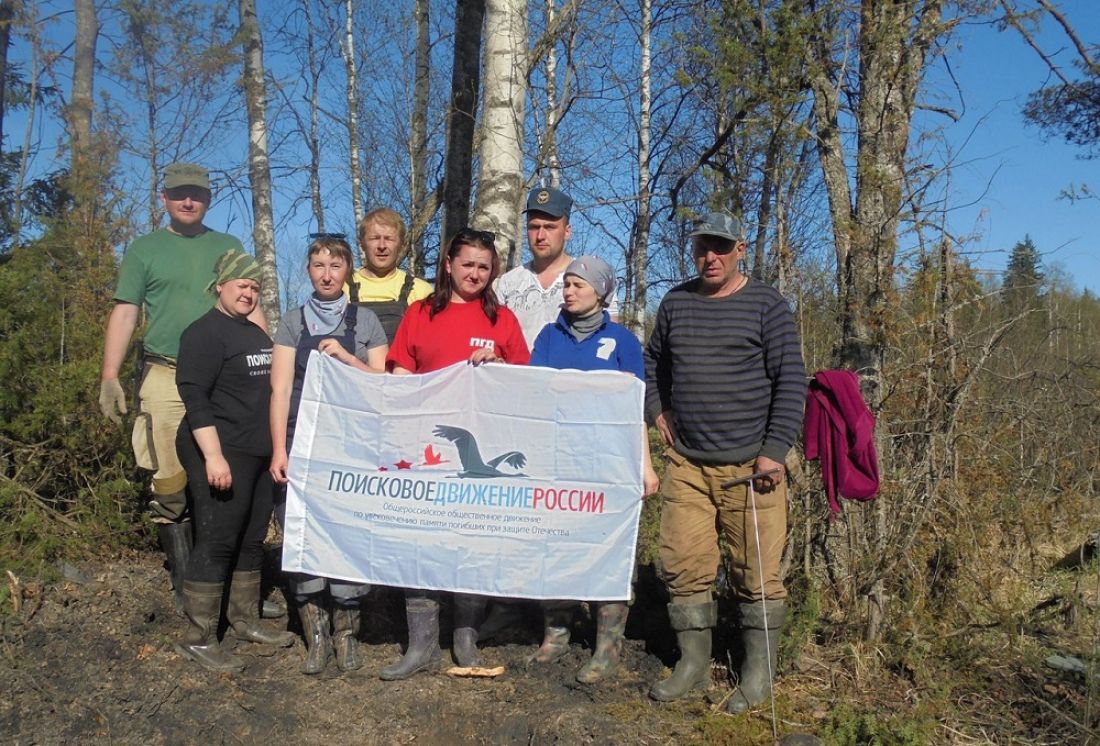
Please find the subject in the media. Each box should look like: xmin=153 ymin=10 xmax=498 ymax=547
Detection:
xmin=98 ymin=163 xmax=805 ymax=714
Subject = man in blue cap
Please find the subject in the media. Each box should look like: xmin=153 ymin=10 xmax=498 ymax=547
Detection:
xmin=645 ymin=210 xmax=805 ymax=713
xmin=496 ymin=185 xmax=619 ymax=349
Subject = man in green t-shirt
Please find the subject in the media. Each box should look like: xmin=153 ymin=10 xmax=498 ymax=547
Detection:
xmin=98 ymin=162 xmax=266 ymax=615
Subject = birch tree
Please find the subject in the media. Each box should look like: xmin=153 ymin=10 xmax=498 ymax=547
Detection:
xmin=472 ymin=0 xmax=527 ymax=266
xmin=341 ymin=0 xmax=364 ymax=227
xmin=623 ymin=0 xmax=652 ymax=335
xmin=239 ymin=0 xmax=280 ymax=327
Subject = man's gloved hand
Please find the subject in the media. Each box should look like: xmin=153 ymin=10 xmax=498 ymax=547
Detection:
xmin=99 ymin=378 xmax=128 ymax=423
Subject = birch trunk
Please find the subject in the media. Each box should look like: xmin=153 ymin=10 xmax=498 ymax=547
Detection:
xmin=341 ymin=0 xmax=363 ymax=227
xmin=239 ymin=0 xmax=280 ymax=329
xmin=472 ymin=0 xmax=528 ymax=267
xmin=544 ymin=0 xmax=560 ymax=188
xmin=627 ymin=0 xmax=652 ymax=337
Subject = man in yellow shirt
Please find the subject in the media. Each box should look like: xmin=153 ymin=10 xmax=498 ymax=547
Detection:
xmin=346 ymin=207 xmax=431 ymax=342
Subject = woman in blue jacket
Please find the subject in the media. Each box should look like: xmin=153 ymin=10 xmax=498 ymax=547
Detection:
xmin=528 ymin=255 xmax=659 ymax=683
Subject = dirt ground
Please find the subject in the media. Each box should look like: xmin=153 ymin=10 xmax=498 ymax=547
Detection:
xmin=0 ymin=547 xmax=828 ymax=745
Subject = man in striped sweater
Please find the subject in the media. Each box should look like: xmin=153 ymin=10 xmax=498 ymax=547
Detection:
xmin=645 ymin=211 xmax=806 ymax=713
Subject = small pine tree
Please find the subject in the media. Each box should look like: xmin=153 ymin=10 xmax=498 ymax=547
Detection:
xmin=1002 ymin=235 xmax=1044 ymax=311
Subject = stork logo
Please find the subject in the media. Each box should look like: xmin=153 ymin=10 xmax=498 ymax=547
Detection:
xmin=432 ymin=425 xmax=527 ymax=479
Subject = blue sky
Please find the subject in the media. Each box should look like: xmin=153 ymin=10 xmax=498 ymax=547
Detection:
xmin=10 ymin=3 xmax=1100 ymax=298
xmin=929 ymin=9 xmax=1100 ymax=293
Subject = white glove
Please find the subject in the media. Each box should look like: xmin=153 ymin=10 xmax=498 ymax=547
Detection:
xmin=99 ymin=378 xmax=128 ymax=424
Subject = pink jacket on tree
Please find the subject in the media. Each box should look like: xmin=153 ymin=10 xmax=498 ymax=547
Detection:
xmin=803 ymin=369 xmax=879 ymax=515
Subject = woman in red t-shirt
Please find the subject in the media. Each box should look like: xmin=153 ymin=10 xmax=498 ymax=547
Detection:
xmin=381 ymin=229 xmax=529 ymax=681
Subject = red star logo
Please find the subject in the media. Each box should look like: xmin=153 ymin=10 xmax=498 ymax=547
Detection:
xmin=395 ymin=459 xmax=413 ymax=470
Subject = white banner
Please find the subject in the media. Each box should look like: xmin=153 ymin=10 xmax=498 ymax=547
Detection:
xmin=282 ymin=352 xmax=645 ymax=600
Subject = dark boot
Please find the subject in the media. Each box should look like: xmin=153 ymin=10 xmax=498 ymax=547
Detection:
xmin=649 ymin=600 xmax=716 ymax=701
xmin=452 ymin=594 xmax=486 ymax=667
xmin=529 ymin=602 xmax=574 ymax=664
xmin=332 ymin=601 xmax=363 ymax=672
xmin=157 ymin=522 xmax=191 ymax=617
xmin=380 ymin=593 xmax=441 ymax=680
xmin=298 ymin=594 xmax=332 ymax=675
xmin=175 ymin=581 xmax=245 ymax=673
xmin=727 ymin=600 xmax=786 ymax=713
xmin=478 ymin=599 xmax=526 ymax=641
xmin=227 ymin=570 xmax=295 ymax=647
xmin=576 ymin=602 xmax=629 ymax=683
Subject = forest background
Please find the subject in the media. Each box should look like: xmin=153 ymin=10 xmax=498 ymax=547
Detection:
xmin=1 ymin=0 xmax=1098 ymax=742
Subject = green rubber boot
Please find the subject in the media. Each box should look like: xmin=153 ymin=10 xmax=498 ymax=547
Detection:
xmin=726 ymin=600 xmax=786 ymax=713
xmin=649 ymin=601 xmax=716 ymax=701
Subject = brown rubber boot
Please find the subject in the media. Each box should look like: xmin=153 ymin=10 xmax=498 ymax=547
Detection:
xmin=175 ymin=581 xmax=245 ymax=673
xmin=227 ymin=570 xmax=295 ymax=647
xmin=298 ymin=594 xmax=333 ymax=675
xmin=576 ymin=602 xmax=629 ymax=683
xmin=332 ymin=601 xmax=363 ymax=672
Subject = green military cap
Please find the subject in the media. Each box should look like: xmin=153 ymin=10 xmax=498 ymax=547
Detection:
xmin=163 ymin=162 xmax=210 ymax=191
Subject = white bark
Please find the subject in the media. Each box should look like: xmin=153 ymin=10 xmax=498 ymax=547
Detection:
xmin=544 ymin=0 xmax=560 ymax=188
xmin=342 ymin=0 xmax=363 ymax=227
xmin=472 ymin=0 xmax=528 ymax=265
xmin=628 ymin=0 xmax=652 ymax=336
xmin=239 ymin=0 xmax=280 ymax=328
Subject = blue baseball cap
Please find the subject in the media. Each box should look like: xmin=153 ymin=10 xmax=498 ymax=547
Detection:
xmin=524 ymin=186 xmax=572 ymax=219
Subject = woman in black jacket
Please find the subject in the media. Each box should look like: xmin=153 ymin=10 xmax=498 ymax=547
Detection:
xmin=174 ymin=249 xmax=294 ymax=672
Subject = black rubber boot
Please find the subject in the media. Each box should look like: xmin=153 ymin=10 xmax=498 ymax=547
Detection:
xmin=649 ymin=600 xmax=716 ymax=701
xmin=727 ymin=600 xmax=786 ymax=713
xmin=452 ymin=594 xmax=486 ymax=667
xmin=175 ymin=581 xmax=245 ymax=673
xmin=298 ymin=594 xmax=332 ymax=675
xmin=380 ymin=593 xmax=442 ymax=680
xmin=227 ymin=570 xmax=295 ymax=647
xmin=332 ymin=601 xmax=363 ymax=672
xmin=529 ymin=602 xmax=574 ymax=664
xmin=576 ymin=602 xmax=629 ymax=683
xmin=157 ymin=522 xmax=191 ymax=617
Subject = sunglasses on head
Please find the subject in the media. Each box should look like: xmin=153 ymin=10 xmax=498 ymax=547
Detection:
xmin=455 ymin=228 xmax=496 ymax=246
xmin=309 ymin=232 xmax=347 ymax=241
